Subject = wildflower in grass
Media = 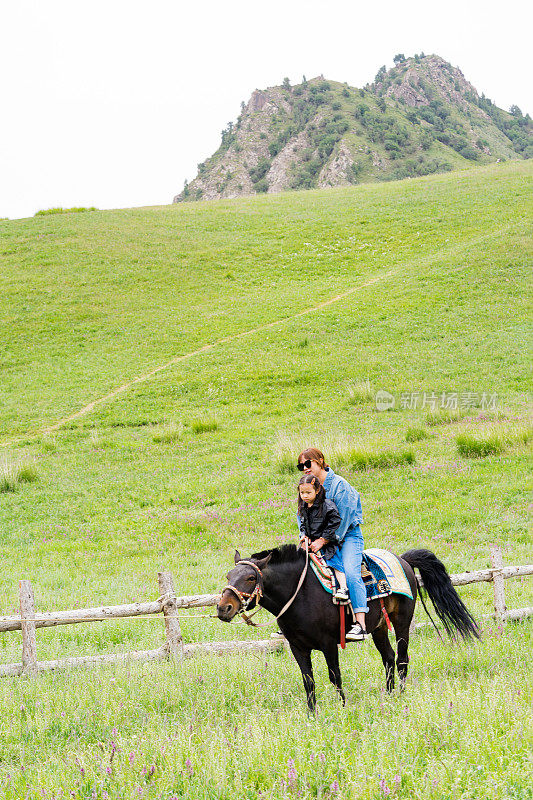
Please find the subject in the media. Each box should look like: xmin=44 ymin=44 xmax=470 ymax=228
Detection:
xmin=185 ymin=757 xmax=193 ymax=776
xmin=318 ymin=753 xmax=326 ymax=764
xmin=128 ymin=752 xmax=135 ymax=765
xmin=379 ymin=778 xmax=391 ymax=795
xmin=330 ymin=778 xmax=339 ymax=793
xmin=394 ymin=773 xmax=401 ymax=787
xmin=287 ymin=758 xmax=297 ymax=789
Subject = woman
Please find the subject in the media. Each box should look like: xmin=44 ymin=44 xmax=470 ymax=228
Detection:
xmin=297 ymin=447 xmax=369 ymax=640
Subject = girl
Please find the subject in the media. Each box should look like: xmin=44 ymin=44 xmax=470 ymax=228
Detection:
xmin=297 ymin=475 xmax=350 ymax=601
xmin=297 ymin=448 xmax=369 ymax=640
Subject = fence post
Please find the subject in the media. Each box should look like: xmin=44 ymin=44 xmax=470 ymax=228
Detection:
xmin=19 ymin=580 xmax=37 ymax=676
xmin=158 ymin=572 xmax=183 ymax=659
xmin=490 ymin=546 xmax=506 ymax=624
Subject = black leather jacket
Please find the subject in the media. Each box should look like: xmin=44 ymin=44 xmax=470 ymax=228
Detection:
xmin=298 ymin=499 xmax=341 ymax=560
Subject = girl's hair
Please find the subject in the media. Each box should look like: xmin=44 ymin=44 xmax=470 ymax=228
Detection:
xmin=297 ymin=475 xmax=326 ymax=515
xmin=298 ymin=447 xmax=329 ymax=470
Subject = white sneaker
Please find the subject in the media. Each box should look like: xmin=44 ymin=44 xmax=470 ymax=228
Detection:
xmin=346 ymin=622 xmax=369 ymax=641
xmin=334 ymin=587 xmax=350 ymax=602
xmin=270 ymin=630 xmax=285 ymax=639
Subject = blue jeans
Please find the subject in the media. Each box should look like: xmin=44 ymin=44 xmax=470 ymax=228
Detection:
xmin=325 ymin=527 xmax=368 ymax=613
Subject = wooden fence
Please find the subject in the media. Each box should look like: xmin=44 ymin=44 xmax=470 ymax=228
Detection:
xmin=1 ymin=546 xmax=531 ymax=678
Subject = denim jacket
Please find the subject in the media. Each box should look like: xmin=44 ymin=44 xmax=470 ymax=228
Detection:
xmin=322 ymin=468 xmax=363 ymax=544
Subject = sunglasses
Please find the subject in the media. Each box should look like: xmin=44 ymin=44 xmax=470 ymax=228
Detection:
xmin=297 ymin=459 xmax=312 ymax=471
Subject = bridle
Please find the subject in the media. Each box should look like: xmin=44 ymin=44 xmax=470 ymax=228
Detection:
xmin=222 ymin=560 xmax=265 ymax=616
xmin=220 ymin=540 xmax=309 ymax=626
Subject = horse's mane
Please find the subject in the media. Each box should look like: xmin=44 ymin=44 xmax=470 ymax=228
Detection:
xmin=251 ymin=544 xmax=304 ymax=565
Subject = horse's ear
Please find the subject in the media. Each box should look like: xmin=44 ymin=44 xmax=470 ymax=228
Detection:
xmin=234 ymin=549 xmax=242 ymax=564
xmin=254 ymin=553 xmax=272 ymax=570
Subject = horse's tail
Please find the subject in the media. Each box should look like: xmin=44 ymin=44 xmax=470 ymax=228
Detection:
xmin=401 ymin=549 xmax=480 ymax=641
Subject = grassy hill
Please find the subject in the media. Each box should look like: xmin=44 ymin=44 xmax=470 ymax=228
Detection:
xmin=0 ymin=161 xmax=532 ymax=799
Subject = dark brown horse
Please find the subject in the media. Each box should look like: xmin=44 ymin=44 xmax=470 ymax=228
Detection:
xmin=217 ymin=545 xmax=479 ymax=711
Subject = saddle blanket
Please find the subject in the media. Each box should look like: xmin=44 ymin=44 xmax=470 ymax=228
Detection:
xmin=310 ymin=548 xmax=413 ymax=601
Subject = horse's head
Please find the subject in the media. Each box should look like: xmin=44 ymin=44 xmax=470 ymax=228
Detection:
xmin=217 ymin=550 xmax=272 ymax=622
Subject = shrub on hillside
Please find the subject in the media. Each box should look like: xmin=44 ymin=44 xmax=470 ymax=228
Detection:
xmin=17 ymin=464 xmax=39 ymax=483
xmin=405 ymin=426 xmax=431 ymax=443
xmin=153 ymin=423 xmax=184 ymax=444
xmin=337 ymin=447 xmax=416 ymax=471
xmin=347 ymin=380 xmax=373 ymax=405
xmin=35 ymin=207 xmax=98 ymax=216
xmin=190 ymin=417 xmax=219 ymax=435
xmin=0 ymin=459 xmax=38 ymax=492
xmin=0 ymin=461 xmax=17 ymax=493
xmin=456 ymin=433 xmax=505 ymax=458
xmin=426 ymin=409 xmax=467 ymax=426
xmin=459 ymin=145 xmax=479 ymax=160
xmin=249 ymin=158 xmax=271 ymax=184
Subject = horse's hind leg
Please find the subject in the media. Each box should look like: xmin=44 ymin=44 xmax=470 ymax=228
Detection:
xmin=394 ymin=625 xmax=410 ymax=690
xmin=371 ymin=624 xmax=396 ymax=692
xmin=392 ymin=598 xmax=415 ymax=691
xmin=323 ymin=646 xmax=346 ymax=705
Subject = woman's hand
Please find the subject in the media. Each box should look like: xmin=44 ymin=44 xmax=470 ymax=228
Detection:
xmin=310 ymin=537 xmax=327 ymax=553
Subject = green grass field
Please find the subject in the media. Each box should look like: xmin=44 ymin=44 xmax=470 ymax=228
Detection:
xmin=0 ymin=160 xmax=532 ymax=799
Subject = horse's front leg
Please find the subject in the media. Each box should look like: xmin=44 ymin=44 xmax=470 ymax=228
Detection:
xmin=323 ymin=646 xmax=345 ymax=705
xmin=289 ymin=642 xmax=316 ymax=712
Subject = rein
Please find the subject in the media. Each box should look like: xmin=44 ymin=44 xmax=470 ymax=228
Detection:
xmin=222 ymin=540 xmax=310 ymax=627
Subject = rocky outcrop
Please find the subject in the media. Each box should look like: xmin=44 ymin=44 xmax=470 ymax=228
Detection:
xmin=318 ymin=143 xmax=355 ymax=187
xmin=268 ymin=131 xmax=308 ymax=192
xmin=174 ymin=56 xmax=531 ymax=203
xmin=375 ymin=56 xmax=480 ymax=113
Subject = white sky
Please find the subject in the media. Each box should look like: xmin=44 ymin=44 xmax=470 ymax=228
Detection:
xmin=1 ymin=0 xmax=531 ymax=219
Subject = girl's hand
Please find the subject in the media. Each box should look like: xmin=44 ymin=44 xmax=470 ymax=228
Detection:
xmin=310 ymin=537 xmax=327 ymax=553
xmin=299 ymin=536 xmax=310 ymax=549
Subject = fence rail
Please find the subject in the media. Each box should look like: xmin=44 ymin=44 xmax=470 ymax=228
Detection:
xmin=1 ymin=547 xmax=531 ymax=678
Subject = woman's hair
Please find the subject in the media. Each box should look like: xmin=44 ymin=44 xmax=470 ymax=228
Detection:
xmin=298 ymin=447 xmax=329 ymax=470
xmin=297 ymin=474 xmax=326 ymax=515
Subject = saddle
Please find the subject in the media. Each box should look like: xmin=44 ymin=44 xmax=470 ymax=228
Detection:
xmin=309 ymin=548 xmax=413 ymax=604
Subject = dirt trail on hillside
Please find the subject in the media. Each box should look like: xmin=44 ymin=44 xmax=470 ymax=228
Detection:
xmin=5 ymin=269 xmax=395 ymax=445
xmin=3 ymin=222 xmax=515 ymax=446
